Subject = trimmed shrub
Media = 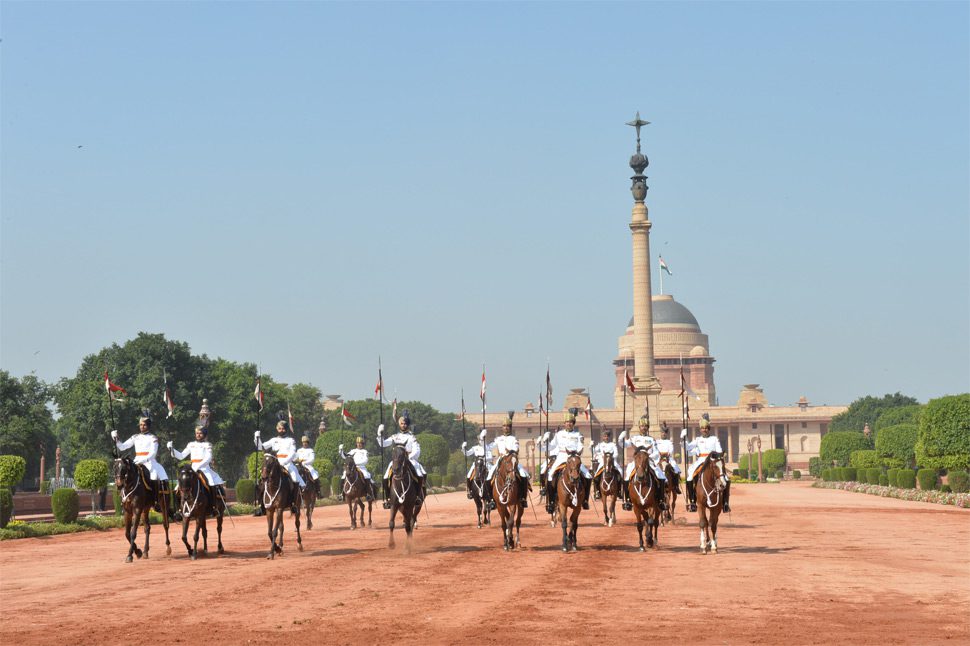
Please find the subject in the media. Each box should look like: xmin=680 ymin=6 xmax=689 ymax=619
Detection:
xmin=52 ymin=488 xmax=79 ymax=523
xmin=315 ymin=430 xmax=359 ymax=465
xmin=940 ymin=484 xmax=952 ymax=493
xmin=792 ymin=470 xmax=801 ymax=480
xmin=318 ymin=478 xmax=330 ymax=498
xmin=896 ymin=470 xmax=916 ymax=489
xmin=916 ymin=394 xmax=970 ymax=470
xmin=0 ymin=489 xmax=12 ymax=528
xmin=235 ymin=478 xmax=255 ymax=504
xmin=820 ymin=432 xmax=870 ymax=467
xmin=866 ymin=468 xmax=882 ymax=485
xmin=821 ymin=468 xmax=832 ymax=482
xmin=330 ymin=475 xmax=341 ymax=498
xmin=442 ymin=474 xmax=456 ymax=487
xmin=874 ymin=404 xmax=923 ymax=432
xmin=850 ymin=450 xmax=881 ymax=470
xmin=916 ymin=469 xmax=938 ymax=491
xmin=738 ymin=454 xmax=750 ymax=471
xmin=774 ymin=470 xmax=784 ymax=479
xmin=808 ymin=457 xmax=822 ymax=477
xmin=762 ymin=449 xmax=786 ymax=474
xmin=947 ymin=470 xmax=969 ymax=494
xmin=428 ymin=473 xmax=442 ymax=487
xmin=415 ymin=433 xmax=449 ymax=475
xmin=313 ymin=456 xmax=334 ymax=481
xmin=887 ymin=468 xmax=899 ymax=487
xmin=736 ymin=468 xmax=748 ymax=479
xmin=876 ymin=423 xmax=918 ymax=469
xmin=74 ymin=460 xmax=109 ymax=491
xmin=112 ymin=486 xmax=122 ymax=515
xmin=0 ymin=456 xmax=27 ymax=489
xmin=247 ymin=452 xmax=261 ymax=481
xmin=841 ymin=467 xmax=858 ymax=482
xmin=878 ymin=474 xmax=889 ymax=486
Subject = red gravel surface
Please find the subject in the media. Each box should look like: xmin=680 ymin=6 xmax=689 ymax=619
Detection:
xmin=1 ymin=481 xmax=967 ymax=645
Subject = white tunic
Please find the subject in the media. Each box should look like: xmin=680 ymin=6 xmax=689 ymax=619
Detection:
xmin=622 ymin=434 xmax=666 ymax=481
xmin=171 ymin=440 xmax=224 ymax=486
xmin=116 ymin=433 xmax=169 ymax=481
xmin=547 ymin=429 xmax=592 ymax=481
xmin=379 ymin=432 xmax=426 ymax=478
xmin=487 ymin=435 xmax=530 ymax=479
xmin=655 ymin=438 xmax=682 ymax=474
xmin=295 ymin=447 xmax=319 ymax=479
xmin=686 ymin=435 xmax=724 ymax=481
xmin=255 ymin=434 xmax=306 ymax=487
xmin=465 ymin=443 xmax=494 ymax=479
xmin=339 ymin=447 xmax=372 ymax=480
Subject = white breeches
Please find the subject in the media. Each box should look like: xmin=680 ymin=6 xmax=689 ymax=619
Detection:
xmin=547 ymin=454 xmax=592 ymax=481
xmin=625 ymin=460 xmax=666 ymax=481
xmin=344 ymin=466 xmax=371 ymax=480
xmin=662 ymin=458 xmax=682 ymax=475
xmin=195 ymin=465 xmax=224 ymax=486
xmin=303 ymin=465 xmax=319 ymax=479
xmin=486 ymin=461 xmax=530 ymax=480
xmin=384 ymin=460 xmax=425 ymax=479
xmin=284 ymin=463 xmax=306 ymax=488
xmin=135 ymin=458 xmax=168 ymax=481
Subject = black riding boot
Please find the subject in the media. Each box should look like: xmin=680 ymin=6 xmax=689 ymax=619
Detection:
xmin=485 ymin=479 xmax=496 ymax=510
xmin=622 ymin=480 xmax=632 ymax=510
xmin=545 ymin=476 xmax=557 ymax=514
xmin=581 ymin=476 xmax=592 ymax=510
xmin=520 ymin=476 xmax=529 ymax=508
xmin=382 ymin=478 xmax=391 ymax=509
xmin=366 ymin=480 xmax=375 ymax=502
xmin=466 ymin=478 xmax=474 ymax=499
xmin=593 ymin=475 xmax=602 ymax=500
xmin=687 ymin=479 xmax=698 ymax=512
xmin=314 ymin=478 xmax=322 ymax=497
xmin=722 ymin=483 xmax=731 ymax=513
xmin=658 ymin=479 xmax=668 ymax=511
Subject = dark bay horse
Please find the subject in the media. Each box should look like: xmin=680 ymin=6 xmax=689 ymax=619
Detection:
xmin=342 ymin=455 xmax=373 ymax=530
xmin=491 ymin=453 xmax=523 ymax=550
xmin=387 ymin=444 xmax=421 ymax=552
xmin=297 ymin=464 xmax=318 ymax=530
xmin=628 ymin=449 xmax=661 ymax=551
xmin=659 ymin=457 xmax=681 ymax=525
xmin=176 ymin=465 xmax=223 ymax=560
xmin=556 ymin=452 xmax=585 ymax=552
xmin=113 ymin=457 xmax=171 ymax=562
xmin=468 ymin=456 xmax=491 ymax=528
xmin=260 ymin=453 xmax=303 ymax=559
xmin=597 ymin=453 xmax=621 ymax=527
xmin=694 ymin=454 xmax=727 ymax=554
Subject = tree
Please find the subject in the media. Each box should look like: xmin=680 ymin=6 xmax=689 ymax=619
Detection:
xmin=819 ymin=431 xmax=870 ymax=467
xmin=829 ymin=393 xmax=919 ymax=434
xmin=915 ymin=394 xmax=970 ymax=470
xmin=873 ymin=404 xmax=923 ymax=432
xmin=0 ymin=371 xmax=57 ymax=487
xmin=415 ymin=433 xmax=449 ymax=474
xmin=875 ymin=423 xmax=918 ymax=468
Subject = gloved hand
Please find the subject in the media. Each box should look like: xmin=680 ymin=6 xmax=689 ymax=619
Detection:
xmin=254 ymin=431 xmax=261 ymax=442
xmin=110 ymin=430 xmax=119 ymax=440
xmin=377 ymin=424 xmax=385 ymax=436
xmin=338 ymin=444 xmax=344 ymax=452
xmin=540 ymin=432 xmax=549 ymax=443
xmin=166 ymin=440 xmax=173 ymax=449
xmin=618 ymin=431 xmax=627 ymax=442
xmin=479 ymin=428 xmax=487 ymax=440
xmin=680 ymin=428 xmax=688 ymax=439
xmin=461 ymin=441 xmax=467 ymax=450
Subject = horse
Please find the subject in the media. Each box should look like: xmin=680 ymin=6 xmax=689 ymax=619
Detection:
xmin=176 ymin=465 xmax=224 ymax=560
xmin=628 ymin=448 xmax=661 ymax=552
xmin=597 ymin=453 xmax=621 ymax=527
xmin=555 ymin=452 xmax=585 ymax=552
xmin=491 ymin=452 xmax=524 ymax=550
xmin=259 ymin=453 xmax=303 ymax=559
xmin=342 ymin=455 xmax=373 ymax=530
xmin=660 ymin=457 xmax=680 ymax=525
xmin=468 ymin=456 xmax=491 ymax=528
xmin=387 ymin=443 xmax=421 ymax=552
xmin=113 ymin=457 xmax=171 ymax=562
xmin=297 ymin=464 xmax=318 ymax=530
xmin=694 ymin=454 xmax=728 ymax=554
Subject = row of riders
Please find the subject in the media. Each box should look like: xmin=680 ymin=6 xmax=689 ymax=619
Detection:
xmin=108 ymin=405 xmax=730 ymax=560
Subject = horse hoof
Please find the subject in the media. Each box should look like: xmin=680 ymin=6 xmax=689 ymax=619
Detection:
xmin=218 ymin=547 xmax=225 ymax=555
xmin=298 ymin=543 xmax=304 ymax=552
xmin=639 ymin=547 xmax=645 ymax=552
xmin=267 ymin=553 xmax=274 ymax=560
xmin=125 ymin=556 xmax=133 ymax=563
xmin=166 ymin=546 xmax=171 ymax=555
xmin=191 ymin=554 xmax=197 ymax=561
xmin=562 ymin=547 xmax=568 ymax=552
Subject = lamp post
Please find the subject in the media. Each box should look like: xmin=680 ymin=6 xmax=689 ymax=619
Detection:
xmin=746 ymin=438 xmax=754 ymax=479
xmin=756 ymin=436 xmax=764 ymax=482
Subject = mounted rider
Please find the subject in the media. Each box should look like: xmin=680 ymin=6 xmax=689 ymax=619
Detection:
xmin=656 ymin=422 xmax=683 ymax=500
xmin=168 ymin=419 xmax=226 ymax=514
xmin=620 ymin=415 xmax=668 ymax=512
xmin=461 ymin=428 xmax=494 ymax=501
xmin=545 ymin=408 xmax=592 ymax=513
xmin=485 ymin=411 xmax=531 ymax=510
xmin=254 ymin=413 xmax=306 ymax=514
xmin=377 ymin=409 xmax=427 ymax=510
xmin=295 ymin=436 xmax=322 ymax=496
xmin=112 ymin=409 xmax=173 ymax=517
xmin=592 ymin=429 xmax=623 ymax=501
xmin=339 ymin=436 xmax=376 ymax=502
xmin=682 ymin=415 xmax=731 ymax=513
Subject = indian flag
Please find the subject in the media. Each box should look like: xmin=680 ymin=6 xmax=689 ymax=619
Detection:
xmin=659 ymin=256 xmax=672 ymax=276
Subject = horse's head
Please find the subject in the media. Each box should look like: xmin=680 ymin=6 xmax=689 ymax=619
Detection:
xmin=633 ymin=448 xmax=650 ymax=480
xmin=390 ymin=443 xmax=409 ymax=476
xmin=113 ymin=457 xmax=134 ymax=488
xmin=178 ymin=464 xmax=196 ymax=492
xmin=475 ymin=456 xmax=486 ymax=479
xmin=261 ymin=452 xmax=279 ymax=480
xmin=564 ymin=452 xmax=582 ymax=484
xmin=603 ymin=452 xmax=615 ymax=471
xmin=344 ymin=454 xmax=357 ymax=477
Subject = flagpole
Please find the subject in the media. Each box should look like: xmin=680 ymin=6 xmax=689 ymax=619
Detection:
xmin=460 ymin=389 xmax=467 ymax=477
xmin=256 ymin=366 xmax=261 ymax=433
xmin=378 ymin=357 xmax=385 ymax=490
xmin=104 ymin=367 xmax=118 ymax=458
xmin=481 ymin=363 xmax=486 ymax=430
xmin=659 ymin=256 xmax=664 ymax=295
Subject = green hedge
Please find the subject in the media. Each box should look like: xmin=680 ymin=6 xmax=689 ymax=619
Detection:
xmin=74 ymin=459 xmax=110 ymax=490
xmin=428 ymin=473 xmax=442 ymax=487
xmin=940 ymin=484 xmax=952 ymax=493
xmin=820 ymin=432 xmax=870 ymax=467
xmin=874 ymin=405 xmax=923 ymax=432
xmin=442 ymin=474 xmax=456 ymax=487
xmin=916 ymin=469 xmax=938 ymax=491
xmin=0 ymin=456 xmax=27 ymax=489
xmin=316 ymin=430 xmax=359 ymax=465
xmin=947 ymin=470 xmax=969 ymax=494
xmin=415 ymin=433 xmax=450 ymax=475
xmin=763 ymin=449 xmax=786 ymax=474
xmin=915 ymin=394 xmax=970 ymax=470
xmin=331 ymin=475 xmax=341 ymax=497
xmin=52 ymin=488 xmax=79 ymax=523
xmin=896 ymin=470 xmax=916 ymax=489
xmin=235 ymin=478 xmax=255 ymax=504
xmin=0 ymin=489 xmax=12 ymax=528
xmin=820 ymin=468 xmax=831 ymax=482
xmin=838 ymin=467 xmax=857 ymax=482
xmin=887 ymin=468 xmax=899 ymax=487
xmin=850 ymin=450 xmax=881 ymax=470
xmin=736 ymin=468 xmax=749 ymax=479
xmin=865 ymin=468 xmax=882 ymax=485
xmin=313 ymin=456 xmax=334 ymax=481
xmin=792 ymin=470 xmax=801 ymax=480
xmin=878 ymin=474 xmax=889 ymax=486
xmin=808 ymin=457 xmax=822 ymax=477
xmin=247 ymin=451 xmax=261 ymax=481
xmin=876 ymin=423 xmax=918 ymax=469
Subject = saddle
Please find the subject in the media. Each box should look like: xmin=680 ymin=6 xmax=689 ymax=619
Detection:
xmin=296 ymin=463 xmax=313 ymax=483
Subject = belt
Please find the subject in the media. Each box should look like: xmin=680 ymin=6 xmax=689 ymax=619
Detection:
xmin=277 ymin=454 xmax=288 ymax=459
xmin=699 ymin=453 xmax=710 ymax=458
xmin=136 ymin=452 xmax=149 ymax=456
xmin=191 ymin=459 xmax=202 ymax=463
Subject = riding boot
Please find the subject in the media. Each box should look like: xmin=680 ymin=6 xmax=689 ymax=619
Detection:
xmin=466 ymin=479 xmax=474 ymax=499
xmin=485 ymin=479 xmax=496 ymax=510
xmin=722 ymin=483 xmax=731 ymax=513
xmin=366 ymin=480 xmax=375 ymax=502
xmin=339 ymin=477 xmax=345 ymax=501
xmin=314 ymin=478 xmax=322 ymax=497
xmin=545 ymin=476 xmax=556 ymax=514
xmin=382 ymin=478 xmax=391 ymax=509
xmin=687 ymin=480 xmax=698 ymax=512
xmin=581 ymin=476 xmax=591 ymax=510
xmin=658 ymin=480 xmax=668 ymax=511
xmin=520 ymin=476 xmax=529 ymax=508
xmin=622 ymin=480 xmax=633 ymax=511
xmin=593 ymin=476 xmax=602 ymax=500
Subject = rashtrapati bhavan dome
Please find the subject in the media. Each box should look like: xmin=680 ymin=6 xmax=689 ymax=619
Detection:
xmin=479 ymin=115 xmax=846 ymax=470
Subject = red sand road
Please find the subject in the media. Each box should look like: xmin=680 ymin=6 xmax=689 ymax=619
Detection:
xmin=1 ymin=481 xmax=968 ymax=645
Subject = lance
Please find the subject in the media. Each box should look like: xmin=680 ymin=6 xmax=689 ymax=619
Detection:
xmin=460 ymin=389 xmax=467 ymax=477
xmin=378 ymin=357 xmax=385 ymax=494
xmin=104 ymin=366 xmax=119 ymax=459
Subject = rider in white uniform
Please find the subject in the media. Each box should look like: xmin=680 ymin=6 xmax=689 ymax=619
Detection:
xmin=339 ymin=436 xmax=376 ymax=501
xmin=168 ymin=421 xmax=226 ymax=514
xmin=112 ymin=410 xmax=173 ymax=516
xmin=484 ymin=412 xmax=532 ymax=509
xmin=544 ymin=408 xmax=592 ymax=513
xmin=682 ymin=415 xmax=731 ymax=512
xmin=620 ymin=415 xmax=668 ymax=511
xmin=295 ymin=436 xmax=322 ymax=496
xmin=592 ymin=430 xmax=622 ymax=500
xmin=377 ymin=410 xmax=426 ymax=509
xmin=254 ymin=414 xmax=305 ymax=513
xmin=462 ymin=429 xmax=494 ymax=502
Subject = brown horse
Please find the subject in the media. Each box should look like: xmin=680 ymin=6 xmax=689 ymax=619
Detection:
xmin=597 ymin=453 xmax=621 ymax=527
xmin=297 ymin=464 xmax=318 ymax=530
xmin=694 ymin=455 xmax=727 ymax=554
xmin=491 ymin=453 xmax=524 ymax=550
xmin=260 ymin=453 xmax=303 ymax=559
xmin=659 ymin=457 xmax=681 ymax=525
xmin=113 ymin=457 xmax=171 ymax=562
xmin=556 ymin=452 xmax=585 ymax=552
xmin=387 ymin=444 xmax=421 ymax=552
xmin=176 ymin=465 xmax=223 ymax=560
xmin=468 ymin=456 xmax=491 ymax=528
xmin=628 ymin=449 xmax=661 ymax=551
xmin=342 ymin=455 xmax=373 ymax=530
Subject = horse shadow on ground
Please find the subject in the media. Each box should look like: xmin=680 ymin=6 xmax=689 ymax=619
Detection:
xmin=527 ymin=543 xmax=647 ymax=553
xmin=430 ymin=545 xmax=486 ymax=554
xmin=662 ymin=545 xmax=797 ymax=555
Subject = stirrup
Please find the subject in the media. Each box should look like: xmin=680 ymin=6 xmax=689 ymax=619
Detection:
xmin=622 ymin=501 xmax=632 ymax=511
xmin=382 ymin=500 xmax=391 ymax=509
xmin=723 ymin=503 xmax=731 ymax=512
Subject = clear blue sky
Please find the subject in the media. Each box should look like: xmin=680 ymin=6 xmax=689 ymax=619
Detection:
xmin=2 ymin=1 xmax=968 ymax=413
